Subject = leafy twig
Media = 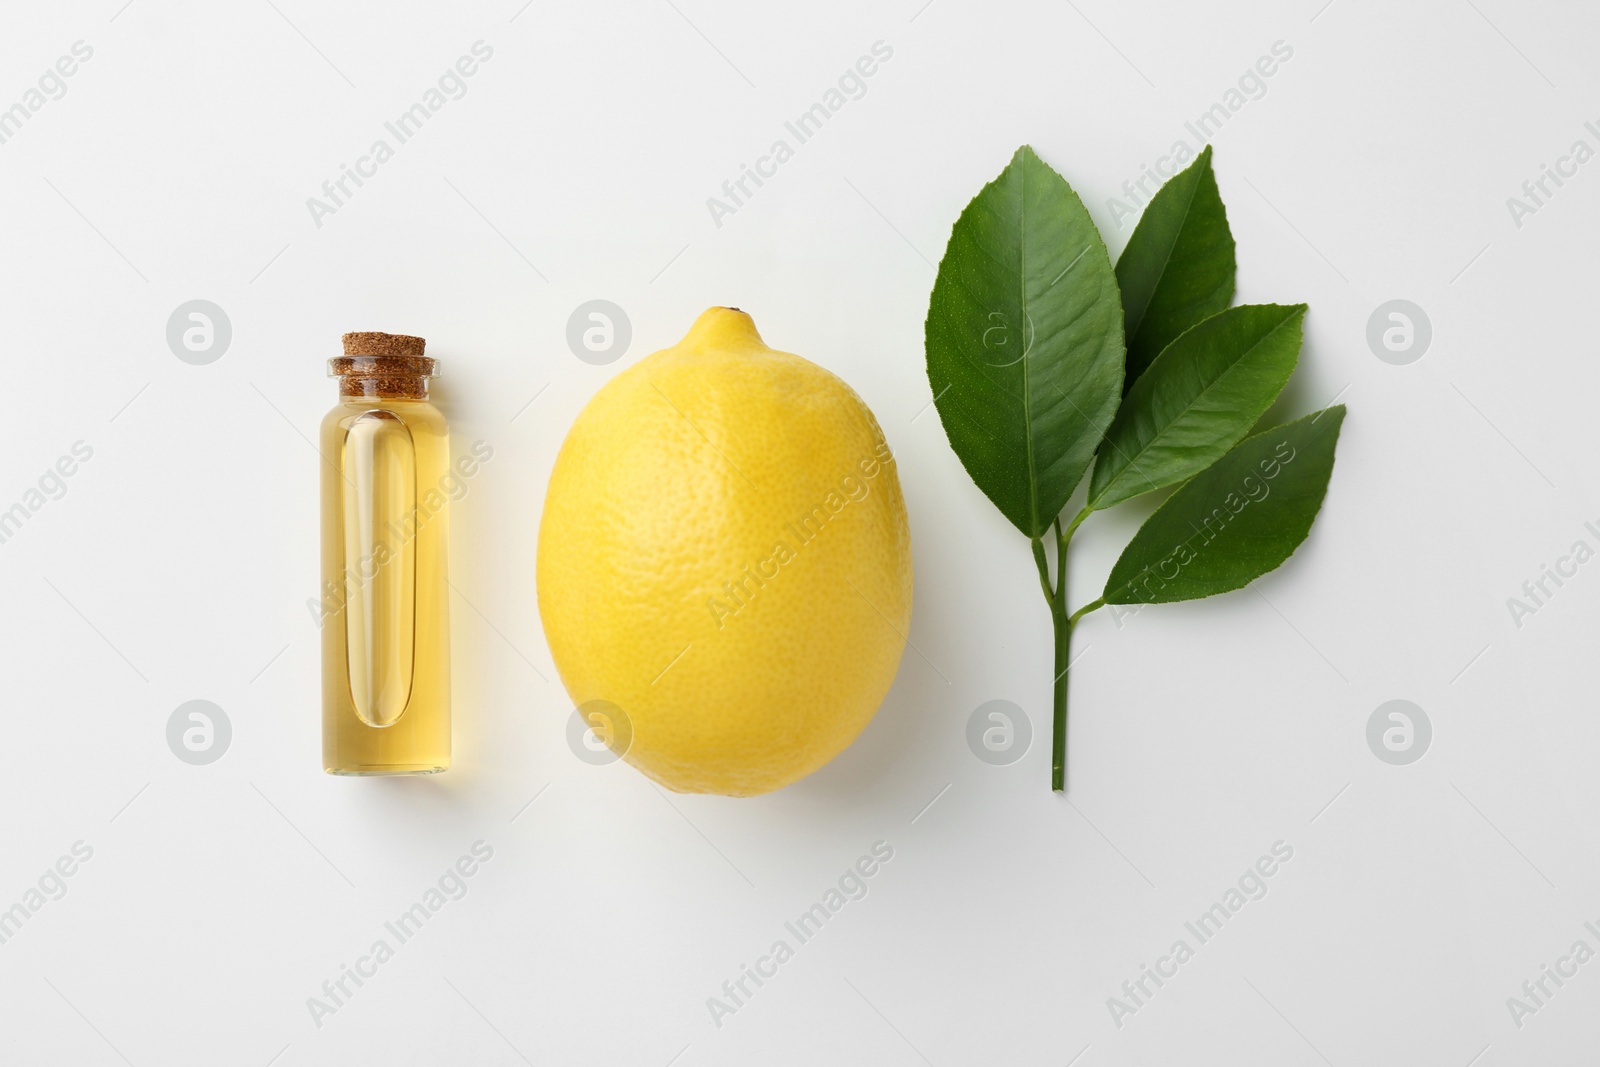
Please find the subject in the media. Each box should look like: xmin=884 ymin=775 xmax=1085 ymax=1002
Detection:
xmin=926 ymin=145 xmax=1347 ymax=791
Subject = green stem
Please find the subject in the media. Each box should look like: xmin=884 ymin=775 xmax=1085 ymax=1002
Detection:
xmin=1068 ymin=597 xmax=1105 ymax=629
xmin=1049 ymin=550 xmax=1070 ymax=790
xmin=1030 ymin=536 xmax=1054 ymax=604
xmin=1060 ymin=504 xmax=1092 ymax=544
xmin=1049 ymin=507 xmax=1100 ymax=791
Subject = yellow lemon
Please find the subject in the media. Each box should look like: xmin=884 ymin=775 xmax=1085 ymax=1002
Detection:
xmin=537 ymin=307 xmax=913 ymax=795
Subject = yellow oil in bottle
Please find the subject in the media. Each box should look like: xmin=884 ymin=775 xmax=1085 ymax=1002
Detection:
xmin=321 ymin=335 xmax=450 ymax=774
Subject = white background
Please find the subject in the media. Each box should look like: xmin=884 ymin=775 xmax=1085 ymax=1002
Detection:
xmin=1 ymin=0 xmax=1597 ymax=1064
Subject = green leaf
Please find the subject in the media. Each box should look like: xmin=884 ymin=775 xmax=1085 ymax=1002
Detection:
xmin=925 ymin=145 xmax=1125 ymax=538
xmin=1116 ymin=145 xmax=1236 ymax=388
xmin=1087 ymin=303 xmax=1305 ymax=511
xmin=1103 ymin=406 xmax=1346 ymax=604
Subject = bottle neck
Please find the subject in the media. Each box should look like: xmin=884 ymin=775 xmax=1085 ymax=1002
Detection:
xmin=337 ymin=376 xmax=431 ymax=400
xmin=328 ymin=354 xmax=438 ymax=400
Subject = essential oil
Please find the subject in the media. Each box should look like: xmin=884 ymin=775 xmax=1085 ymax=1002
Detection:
xmin=321 ymin=333 xmax=450 ymax=774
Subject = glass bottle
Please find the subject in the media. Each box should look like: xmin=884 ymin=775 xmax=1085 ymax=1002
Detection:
xmin=320 ymin=333 xmax=450 ymax=774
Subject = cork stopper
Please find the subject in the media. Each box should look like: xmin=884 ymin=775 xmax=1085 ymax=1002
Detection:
xmin=329 ymin=332 xmax=439 ymax=399
xmin=342 ymin=332 xmax=426 ymax=357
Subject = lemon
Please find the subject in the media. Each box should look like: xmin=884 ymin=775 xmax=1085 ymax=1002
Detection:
xmin=537 ymin=308 xmax=913 ymax=795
